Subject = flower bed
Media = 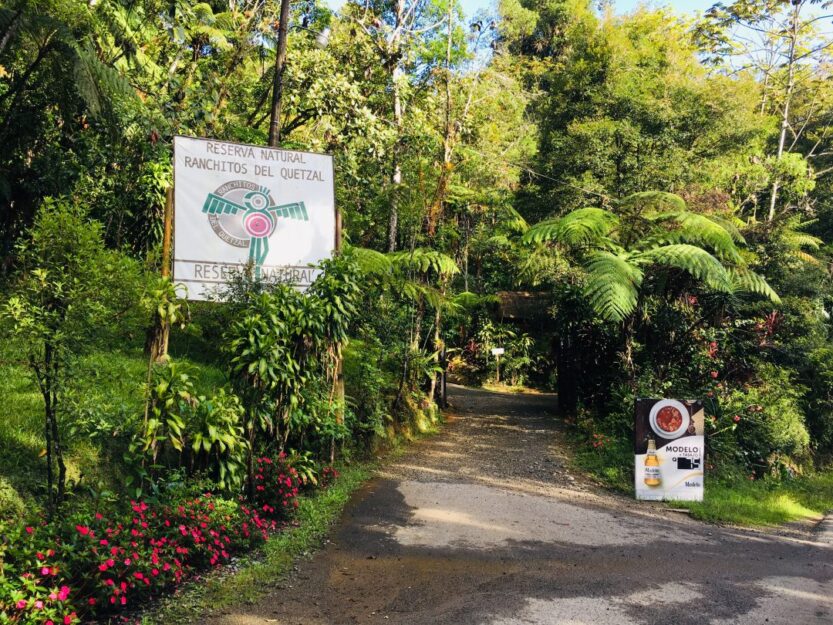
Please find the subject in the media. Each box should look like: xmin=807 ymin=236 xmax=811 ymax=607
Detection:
xmin=1 ymin=456 xmax=305 ymax=624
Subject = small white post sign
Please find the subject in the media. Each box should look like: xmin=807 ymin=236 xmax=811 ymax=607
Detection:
xmin=490 ymin=347 xmax=505 ymax=356
xmin=173 ymin=136 xmax=335 ymax=301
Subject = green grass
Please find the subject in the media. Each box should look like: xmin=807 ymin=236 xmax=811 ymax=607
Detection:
xmin=570 ymin=432 xmax=833 ymax=527
xmin=670 ymin=473 xmax=833 ymax=526
xmin=0 ymin=341 xmax=226 ymax=517
xmin=140 ymin=461 xmax=375 ymax=624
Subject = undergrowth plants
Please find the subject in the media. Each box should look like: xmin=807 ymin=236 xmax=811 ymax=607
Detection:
xmin=0 ymin=455 xmax=311 ymax=622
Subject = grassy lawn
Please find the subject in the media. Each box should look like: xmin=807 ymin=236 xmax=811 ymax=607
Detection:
xmin=571 ymin=435 xmax=833 ymax=527
xmin=670 ymin=473 xmax=833 ymax=526
xmin=0 ymin=341 xmax=226 ymax=518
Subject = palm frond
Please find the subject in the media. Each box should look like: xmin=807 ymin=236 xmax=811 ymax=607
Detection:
xmin=583 ymin=252 xmax=643 ymax=322
xmin=637 ymin=244 xmax=732 ymax=293
xmin=523 ymin=208 xmax=619 ymax=247
xmin=728 ymin=268 xmax=781 ymax=304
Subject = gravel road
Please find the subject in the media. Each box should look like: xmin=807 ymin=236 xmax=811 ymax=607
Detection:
xmin=204 ymin=385 xmax=833 ymax=625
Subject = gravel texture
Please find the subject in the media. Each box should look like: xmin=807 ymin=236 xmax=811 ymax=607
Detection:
xmin=203 ymin=385 xmax=833 ymax=625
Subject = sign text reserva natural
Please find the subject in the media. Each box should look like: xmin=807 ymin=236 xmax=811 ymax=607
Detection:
xmin=181 ymin=141 xmax=326 ymax=181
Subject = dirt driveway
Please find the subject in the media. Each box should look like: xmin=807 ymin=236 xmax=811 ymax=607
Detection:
xmin=205 ymin=385 xmax=833 ymax=625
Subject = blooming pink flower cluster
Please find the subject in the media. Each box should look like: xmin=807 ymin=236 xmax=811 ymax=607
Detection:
xmin=2 ymin=456 xmax=304 ymax=623
xmin=250 ymin=454 xmax=301 ymax=521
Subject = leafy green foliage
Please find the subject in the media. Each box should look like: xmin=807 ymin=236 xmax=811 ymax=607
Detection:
xmin=1 ymin=200 xmax=143 ymax=508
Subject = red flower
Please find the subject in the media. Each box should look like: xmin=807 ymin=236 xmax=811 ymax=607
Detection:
xmin=25 ymin=526 xmax=34 ymax=534
xmin=710 ymin=371 xmax=718 ymax=379
xmin=733 ymin=415 xmax=741 ymax=423
xmin=76 ymin=525 xmax=91 ymax=536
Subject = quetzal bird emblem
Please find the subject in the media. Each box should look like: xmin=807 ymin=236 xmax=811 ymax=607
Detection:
xmin=201 ymin=185 xmax=308 ymax=276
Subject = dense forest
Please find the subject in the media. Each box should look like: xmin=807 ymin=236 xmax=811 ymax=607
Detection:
xmin=2 ymin=0 xmax=833 ymax=621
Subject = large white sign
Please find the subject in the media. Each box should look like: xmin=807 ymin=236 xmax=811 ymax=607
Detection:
xmin=173 ymin=136 xmax=335 ymax=300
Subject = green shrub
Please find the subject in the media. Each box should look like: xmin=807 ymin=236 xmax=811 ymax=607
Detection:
xmin=0 ymin=476 xmax=25 ymax=522
xmin=805 ymin=346 xmax=833 ymax=456
xmin=713 ymin=363 xmax=810 ymax=475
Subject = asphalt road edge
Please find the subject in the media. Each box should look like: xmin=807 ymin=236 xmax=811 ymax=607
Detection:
xmin=815 ymin=512 xmax=833 ymax=544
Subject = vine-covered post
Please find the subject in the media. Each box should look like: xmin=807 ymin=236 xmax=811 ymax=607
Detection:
xmin=145 ymin=187 xmax=174 ymax=363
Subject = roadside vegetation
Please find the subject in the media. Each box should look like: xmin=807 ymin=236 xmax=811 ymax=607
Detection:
xmin=2 ymin=0 xmax=833 ymax=619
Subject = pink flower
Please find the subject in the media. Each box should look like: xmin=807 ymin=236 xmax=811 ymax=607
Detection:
xmin=45 ymin=621 xmax=54 ymax=625
xmin=88 ymin=598 xmax=97 ymax=606
xmin=15 ymin=599 xmax=26 ymax=609
xmin=733 ymin=415 xmax=741 ymax=423
xmin=710 ymin=370 xmax=718 ymax=379
xmin=75 ymin=525 xmax=90 ymax=536
xmin=58 ymin=586 xmax=70 ymax=601
xmin=34 ymin=600 xmax=44 ymax=609
xmin=99 ymin=563 xmax=108 ymax=572
xmin=25 ymin=526 xmax=34 ymax=534
xmin=41 ymin=566 xmax=51 ymax=576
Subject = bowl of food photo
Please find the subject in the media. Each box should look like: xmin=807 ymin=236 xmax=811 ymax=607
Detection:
xmin=649 ymin=399 xmax=690 ymax=440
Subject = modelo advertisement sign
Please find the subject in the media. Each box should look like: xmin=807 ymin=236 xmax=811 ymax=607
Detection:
xmin=635 ymin=399 xmax=705 ymax=502
xmin=173 ymin=136 xmax=336 ymax=301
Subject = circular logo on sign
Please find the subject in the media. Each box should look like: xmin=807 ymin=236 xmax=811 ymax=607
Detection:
xmin=204 ymin=180 xmax=277 ymax=248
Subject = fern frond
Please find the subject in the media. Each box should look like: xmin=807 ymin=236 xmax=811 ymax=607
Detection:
xmin=783 ymin=231 xmax=822 ymax=250
xmin=728 ymin=268 xmax=781 ymax=304
xmin=72 ymin=41 xmax=136 ymax=118
xmin=500 ymin=206 xmax=529 ymax=234
xmin=790 ymin=250 xmax=822 ymax=266
xmin=654 ymin=212 xmax=743 ymax=263
xmin=707 ymin=214 xmax=745 ymax=243
xmin=524 ymin=208 xmax=619 ymax=247
xmin=349 ymin=246 xmax=391 ymax=276
xmin=389 ymin=249 xmax=459 ymax=276
xmin=637 ymin=244 xmax=732 ymax=293
xmin=583 ymin=252 xmax=643 ymax=322
xmin=453 ymin=292 xmax=498 ymax=308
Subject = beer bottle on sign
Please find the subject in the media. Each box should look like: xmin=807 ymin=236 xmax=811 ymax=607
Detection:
xmin=644 ymin=438 xmax=661 ymax=487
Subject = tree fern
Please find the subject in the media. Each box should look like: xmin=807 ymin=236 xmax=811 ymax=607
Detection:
xmin=389 ymin=248 xmax=459 ymax=276
xmin=72 ymin=41 xmax=136 ymax=119
xmin=728 ymin=268 xmax=781 ymax=304
xmin=523 ymin=208 xmax=618 ymax=247
xmin=583 ymin=252 xmax=643 ymax=322
xmin=349 ymin=246 xmax=391 ymax=276
xmin=650 ymin=212 xmax=743 ymax=263
xmin=636 ymin=244 xmax=733 ymax=293
xmin=453 ymin=291 xmax=498 ymax=308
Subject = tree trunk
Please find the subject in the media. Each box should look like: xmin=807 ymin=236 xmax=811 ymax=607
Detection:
xmin=388 ymin=62 xmax=403 ymax=252
xmin=246 ymin=410 xmax=256 ymax=501
xmin=767 ymin=2 xmax=800 ymax=222
xmin=555 ymin=333 xmax=577 ymax=417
